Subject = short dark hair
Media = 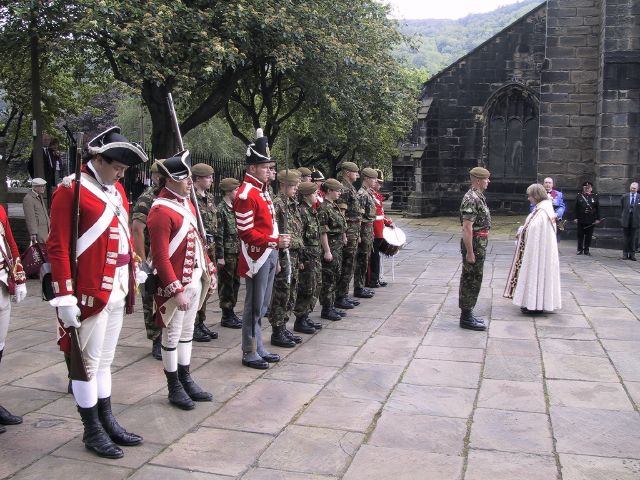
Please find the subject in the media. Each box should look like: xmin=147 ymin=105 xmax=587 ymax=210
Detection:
xmin=582 ymin=181 xmax=593 ymax=187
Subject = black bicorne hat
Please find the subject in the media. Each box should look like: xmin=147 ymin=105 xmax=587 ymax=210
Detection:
xmin=246 ymin=128 xmax=272 ymax=165
xmin=87 ymin=126 xmax=148 ymax=166
xmin=159 ymin=150 xmax=191 ymax=181
xmin=310 ymin=168 xmax=325 ymax=182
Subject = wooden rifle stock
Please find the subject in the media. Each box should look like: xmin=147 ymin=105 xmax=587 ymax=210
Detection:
xmin=68 ymin=132 xmax=89 ymax=382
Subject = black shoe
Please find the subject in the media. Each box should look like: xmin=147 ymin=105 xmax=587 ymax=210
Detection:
xmin=242 ymin=358 xmax=269 ymax=369
xmin=294 ymin=316 xmax=316 ymax=334
xmin=334 ymin=309 xmax=346 ymax=317
xmin=260 ymin=352 xmax=280 ymax=363
xmin=470 ymin=311 xmax=486 ymax=325
xmin=0 ymin=404 xmax=22 ymax=425
xmin=199 ymin=323 xmax=218 ymax=339
xmin=577 ymin=250 xmax=583 ymax=255
xmin=310 ymin=320 xmax=323 ymax=330
xmin=584 ymin=250 xmax=591 ymax=256
xmin=97 ymin=397 xmax=143 ymax=446
xmin=363 ymin=287 xmax=375 ymax=295
xmin=283 ymin=328 xmax=302 ymax=344
xmin=354 ymin=288 xmax=374 ymax=298
xmin=366 ymin=282 xmax=381 ymax=288
xmin=271 ymin=325 xmax=296 ymax=348
xmin=178 ymin=365 xmax=213 ymax=402
xmin=193 ymin=323 xmax=211 ymax=342
xmin=221 ymin=309 xmax=243 ymax=328
xmin=335 ymin=297 xmax=355 ymax=310
xmin=520 ymin=307 xmax=544 ymax=315
xmin=459 ymin=310 xmax=486 ymax=331
xmin=164 ymin=370 xmax=195 ymax=410
xmin=321 ymin=307 xmax=342 ymax=321
xmin=379 ymin=281 xmax=388 ymax=287
xmin=630 ymin=255 xmax=637 ymax=261
xmin=151 ymin=337 xmax=162 ymax=361
xmin=77 ymin=405 xmax=124 ymax=459
xmin=346 ymin=296 xmax=360 ymax=306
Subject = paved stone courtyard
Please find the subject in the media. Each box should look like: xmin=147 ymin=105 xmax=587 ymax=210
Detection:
xmin=1 ymin=216 xmax=640 ymax=479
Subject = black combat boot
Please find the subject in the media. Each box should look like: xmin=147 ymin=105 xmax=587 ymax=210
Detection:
xmin=199 ymin=323 xmax=218 ymax=339
xmin=335 ymin=297 xmax=355 ymax=309
xmin=334 ymin=308 xmax=346 ymax=317
xmin=0 ymin=350 xmax=22 ymax=428
xmin=283 ymin=327 xmax=302 ymax=344
xmin=97 ymin=397 xmax=143 ymax=446
xmin=459 ymin=309 xmax=486 ymax=331
xmin=77 ymin=405 xmax=124 ymax=458
xmin=192 ymin=323 xmax=211 ymax=342
xmin=471 ymin=311 xmax=486 ymax=325
xmin=354 ymin=288 xmax=374 ymax=298
xmin=346 ymin=295 xmax=360 ymax=306
xmin=221 ymin=308 xmax=242 ymax=328
xmin=177 ymin=365 xmax=213 ymax=401
xmin=151 ymin=337 xmax=162 ymax=361
xmin=164 ymin=370 xmax=195 ymax=410
xmin=309 ymin=319 xmax=323 ymax=329
xmin=271 ymin=325 xmax=296 ymax=348
xmin=294 ymin=315 xmax=316 ymax=334
xmin=321 ymin=306 xmax=342 ymax=321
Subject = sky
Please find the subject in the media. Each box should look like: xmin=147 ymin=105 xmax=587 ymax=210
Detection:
xmin=382 ymin=0 xmax=530 ymax=20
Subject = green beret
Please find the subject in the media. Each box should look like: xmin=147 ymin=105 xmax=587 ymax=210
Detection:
xmin=297 ymin=167 xmax=312 ymax=176
xmin=469 ymin=167 xmax=490 ymax=179
xmin=324 ymin=178 xmax=343 ymax=191
xmin=191 ymin=163 xmax=214 ymax=177
xmin=361 ymin=167 xmax=378 ymax=179
xmin=220 ymin=177 xmax=240 ymax=192
xmin=150 ymin=159 xmax=164 ymax=173
xmin=278 ymin=169 xmax=301 ymax=184
xmin=298 ymin=182 xmax=318 ymax=195
xmin=340 ymin=161 xmax=359 ymax=173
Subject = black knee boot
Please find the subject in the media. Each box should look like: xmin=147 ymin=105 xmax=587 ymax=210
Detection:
xmin=77 ymin=405 xmax=124 ymax=458
xmin=97 ymin=397 xmax=143 ymax=446
xmin=164 ymin=370 xmax=195 ymax=410
xmin=177 ymin=365 xmax=212 ymax=402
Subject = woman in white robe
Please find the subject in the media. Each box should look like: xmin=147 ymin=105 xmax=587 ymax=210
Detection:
xmin=504 ymin=183 xmax=562 ymax=313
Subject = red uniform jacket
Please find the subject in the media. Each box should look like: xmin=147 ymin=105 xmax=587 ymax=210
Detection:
xmin=233 ymin=174 xmax=279 ymax=278
xmin=147 ymin=188 xmax=215 ymax=327
xmin=47 ymin=168 xmax=135 ymax=351
xmin=0 ymin=205 xmax=25 ymax=287
xmin=373 ymin=190 xmax=392 ymax=239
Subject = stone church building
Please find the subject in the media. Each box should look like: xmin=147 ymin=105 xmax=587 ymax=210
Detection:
xmin=393 ymin=0 xmax=639 ymax=239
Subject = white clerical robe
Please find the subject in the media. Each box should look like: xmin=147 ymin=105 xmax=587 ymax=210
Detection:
xmin=504 ymin=199 xmax=562 ymax=311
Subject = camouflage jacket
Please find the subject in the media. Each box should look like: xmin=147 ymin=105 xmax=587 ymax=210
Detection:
xmin=214 ymin=199 xmax=239 ymax=259
xmin=460 ymin=188 xmax=491 ymax=231
xmin=318 ymin=199 xmax=346 ymax=240
xmin=337 ymin=179 xmax=361 ymax=232
xmin=273 ymin=193 xmax=304 ymax=251
xmin=298 ymin=200 xmax=321 ymax=252
xmin=357 ymin=186 xmax=377 ymax=223
xmin=195 ymin=190 xmax=218 ymax=237
xmin=132 ymin=186 xmax=156 ymax=255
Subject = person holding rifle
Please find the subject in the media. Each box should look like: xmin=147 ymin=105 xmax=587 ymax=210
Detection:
xmin=147 ymin=151 xmax=216 ymax=410
xmin=235 ymin=128 xmax=290 ymax=369
xmin=47 ymin=127 xmax=146 ymax=459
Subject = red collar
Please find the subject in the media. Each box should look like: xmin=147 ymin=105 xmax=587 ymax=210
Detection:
xmin=243 ymin=173 xmax=267 ymax=192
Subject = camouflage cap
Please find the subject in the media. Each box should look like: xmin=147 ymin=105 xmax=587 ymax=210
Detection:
xmin=324 ymin=178 xmax=343 ymax=191
xmin=277 ymin=169 xmax=301 ymax=184
xmin=191 ymin=163 xmax=214 ymax=177
xmin=361 ymin=167 xmax=378 ymax=179
xmin=469 ymin=167 xmax=490 ymax=179
xmin=340 ymin=161 xmax=359 ymax=173
xmin=297 ymin=167 xmax=312 ymax=176
xmin=298 ymin=181 xmax=318 ymax=195
xmin=220 ymin=177 xmax=240 ymax=192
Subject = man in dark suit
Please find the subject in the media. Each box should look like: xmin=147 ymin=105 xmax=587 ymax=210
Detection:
xmin=620 ymin=182 xmax=640 ymax=260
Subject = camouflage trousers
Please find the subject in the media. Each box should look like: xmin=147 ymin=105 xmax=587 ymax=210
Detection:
xmin=459 ymin=237 xmax=488 ymax=310
xmin=354 ymin=225 xmax=374 ymax=290
xmin=321 ymin=239 xmax=343 ymax=307
xmin=294 ymin=249 xmax=321 ymax=318
xmin=217 ymin=253 xmax=240 ymax=310
xmin=336 ymin=225 xmax=360 ymax=298
xmin=143 ymin=287 xmax=161 ymax=341
xmin=269 ymin=250 xmax=299 ymax=327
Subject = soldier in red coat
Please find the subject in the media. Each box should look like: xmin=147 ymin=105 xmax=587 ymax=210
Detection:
xmin=369 ymin=169 xmax=393 ymax=288
xmin=47 ymin=127 xmax=147 ymax=458
xmin=147 ymin=151 xmax=216 ymax=410
xmin=235 ymin=129 xmax=290 ymax=369
xmin=0 ymin=205 xmax=27 ymax=434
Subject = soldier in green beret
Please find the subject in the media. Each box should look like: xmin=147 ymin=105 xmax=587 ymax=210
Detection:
xmin=297 ymin=167 xmax=312 ymax=183
xmin=334 ymin=162 xmax=362 ymax=310
xmin=294 ymin=182 xmax=324 ymax=332
xmin=191 ymin=163 xmax=219 ymax=342
xmin=214 ymin=178 xmax=242 ymax=329
xmin=459 ymin=167 xmax=491 ymax=331
xmin=269 ymin=170 xmax=304 ymax=347
xmin=132 ymin=159 xmax=164 ymax=360
xmin=354 ymin=167 xmax=379 ymax=298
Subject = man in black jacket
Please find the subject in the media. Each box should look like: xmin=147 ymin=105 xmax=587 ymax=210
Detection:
xmin=574 ymin=181 xmax=600 ymax=256
xmin=620 ymin=182 xmax=640 ymax=261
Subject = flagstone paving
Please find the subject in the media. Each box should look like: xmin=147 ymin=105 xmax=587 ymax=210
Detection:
xmin=2 ymin=216 xmax=640 ymax=479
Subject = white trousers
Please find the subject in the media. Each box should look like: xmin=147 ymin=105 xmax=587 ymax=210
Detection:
xmin=0 ymin=284 xmax=10 ymax=351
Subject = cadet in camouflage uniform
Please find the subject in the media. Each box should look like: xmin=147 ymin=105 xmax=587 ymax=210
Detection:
xmin=458 ymin=167 xmax=491 ymax=331
xmin=294 ymin=182 xmax=324 ymax=333
xmin=353 ymin=167 xmax=378 ymax=298
xmin=269 ymin=170 xmax=304 ymax=347
xmin=214 ymin=177 xmax=242 ymax=329
xmin=335 ymin=162 xmax=362 ymax=310
xmin=297 ymin=167 xmax=312 ymax=183
xmin=319 ymin=179 xmax=347 ymax=321
xmin=192 ymin=163 xmax=219 ymax=342
xmin=131 ymin=160 xmax=163 ymax=360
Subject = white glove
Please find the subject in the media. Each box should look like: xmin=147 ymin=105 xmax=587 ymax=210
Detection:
xmin=14 ymin=283 xmax=27 ymax=303
xmin=135 ymin=269 xmax=148 ymax=286
xmin=58 ymin=304 xmax=81 ymax=329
